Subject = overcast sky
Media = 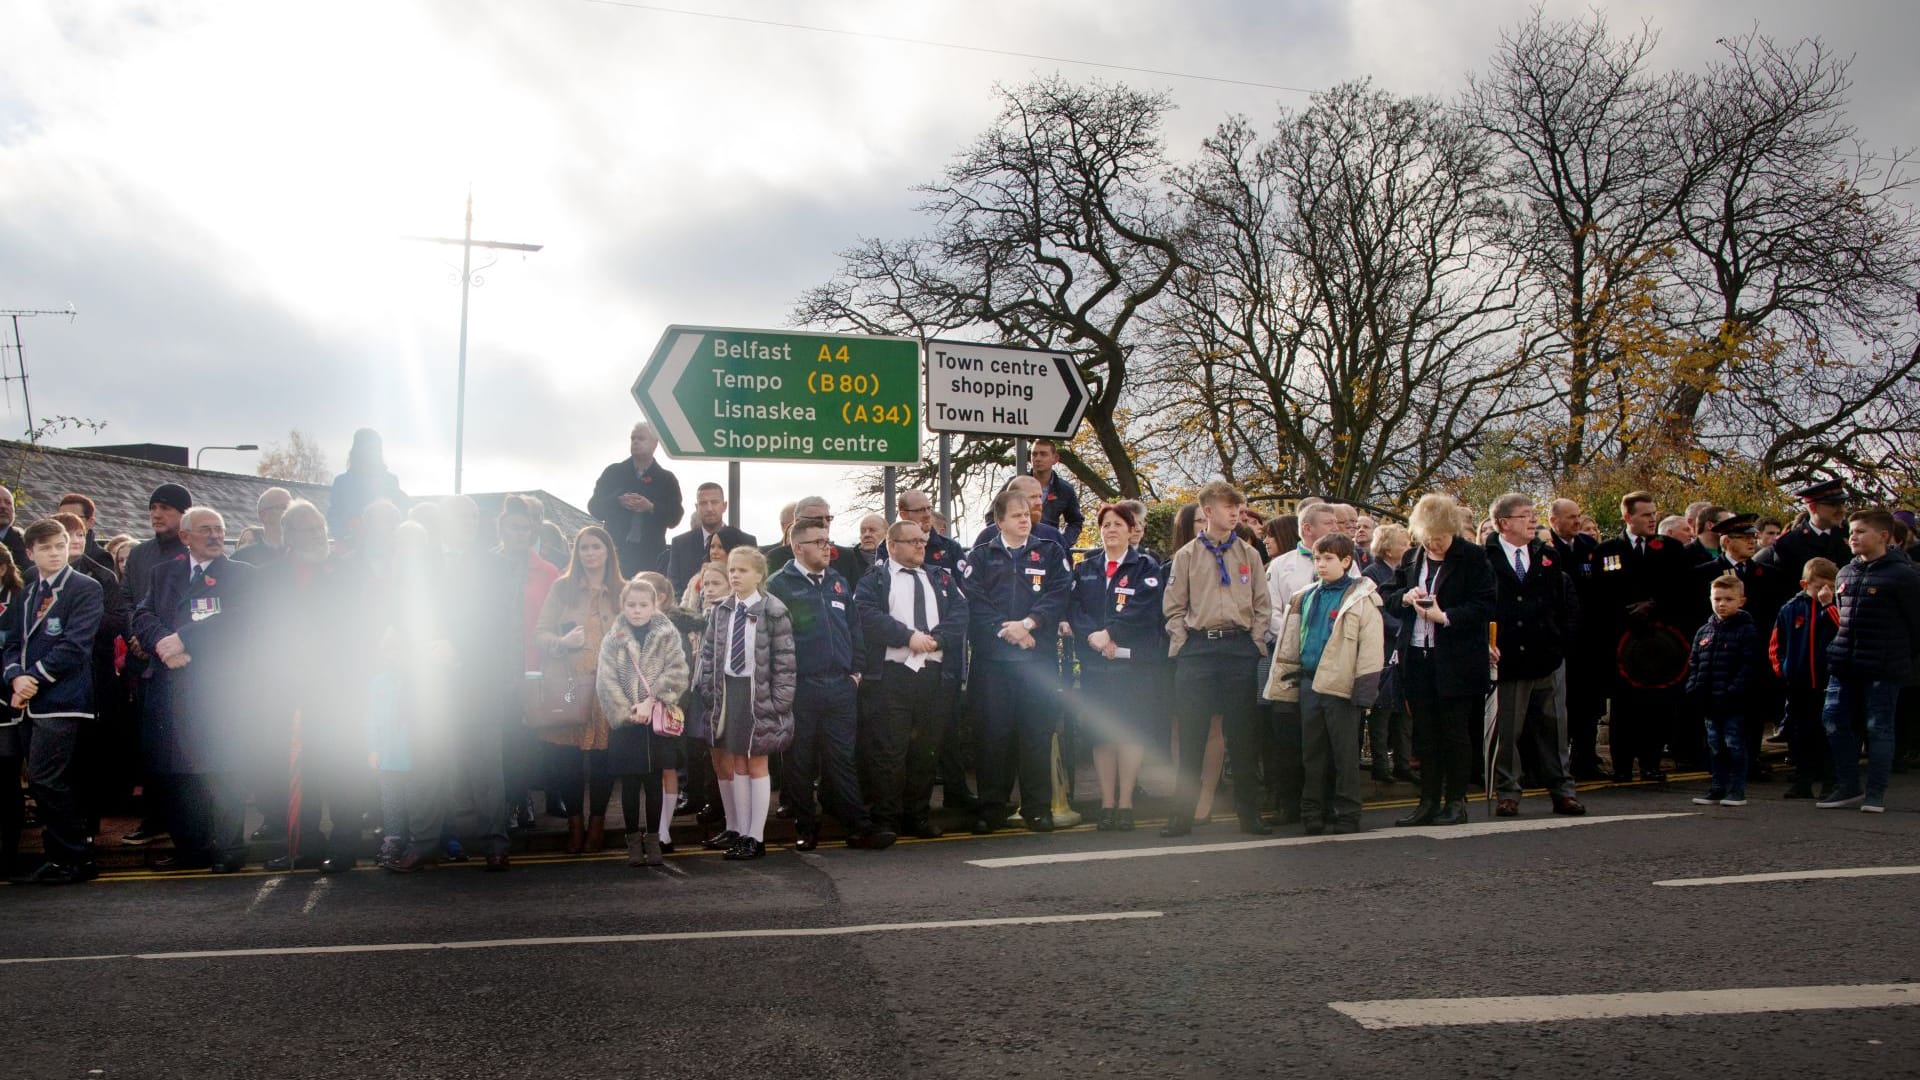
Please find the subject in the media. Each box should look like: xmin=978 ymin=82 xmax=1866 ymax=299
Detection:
xmin=4 ymin=0 xmax=1914 ymax=542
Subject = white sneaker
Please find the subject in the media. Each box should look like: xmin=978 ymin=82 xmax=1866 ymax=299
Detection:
xmin=1719 ymin=797 xmax=1748 ymax=807
xmin=1862 ymin=801 xmax=1886 ymax=814
xmin=1691 ymin=795 xmax=1722 ymax=806
xmin=1816 ymin=790 xmax=1865 ymax=809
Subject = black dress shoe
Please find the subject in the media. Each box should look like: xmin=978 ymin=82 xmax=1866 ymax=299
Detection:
xmin=1116 ymin=809 xmax=1135 ymax=832
xmin=657 ymin=841 xmax=675 ymax=855
xmin=264 ymin=854 xmax=323 ymax=872
xmin=151 ymin=854 xmax=211 ymax=872
xmin=849 ymin=829 xmax=897 ymax=850
xmin=209 ymin=857 xmax=247 ymax=874
xmin=723 ymin=838 xmax=766 ymax=860
xmin=695 ymin=802 xmax=725 ymax=825
xmin=774 ymin=803 xmax=795 ymax=821
xmin=1095 ymin=809 xmax=1116 ymax=831
xmin=385 ymin=852 xmax=433 ymax=873
xmin=1266 ymin=809 xmax=1302 ymax=826
xmin=794 ymin=828 xmax=819 ymax=852
xmin=20 ymin=861 xmax=86 ymax=885
xmin=970 ymin=817 xmax=997 ymax=836
xmin=1326 ymin=818 xmax=1361 ymax=835
xmin=1023 ymin=815 xmax=1054 ymax=833
xmin=703 ymin=829 xmax=741 ymax=851
xmin=1238 ymin=816 xmax=1274 ymax=836
xmin=1303 ymin=819 xmax=1326 ymax=836
xmin=319 ymin=856 xmax=355 ymax=874
xmin=1393 ymin=800 xmax=1441 ymax=827
xmin=1434 ymin=801 xmax=1469 ymax=826
xmin=1160 ymin=813 xmax=1192 ymax=838
xmin=483 ymin=853 xmax=510 ymax=871
xmin=907 ymin=821 xmax=944 ymax=839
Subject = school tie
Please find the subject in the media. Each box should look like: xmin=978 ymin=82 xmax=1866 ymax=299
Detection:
xmin=32 ymin=581 xmax=52 ymax=624
xmin=728 ymin=603 xmax=749 ymax=675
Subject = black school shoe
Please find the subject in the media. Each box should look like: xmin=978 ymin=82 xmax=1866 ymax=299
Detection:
xmin=723 ymin=838 xmax=766 ymax=860
xmin=702 ymin=829 xmax=741 ymax=851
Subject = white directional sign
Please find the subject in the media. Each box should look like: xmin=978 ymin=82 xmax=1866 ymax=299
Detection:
xmin=924 ymin=339 xmax=1089 ymax=439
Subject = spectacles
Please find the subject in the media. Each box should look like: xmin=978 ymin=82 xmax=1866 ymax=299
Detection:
xmin=893 ymin=538 xmax=928 ymax=547
xmin=797 ymin=538 xmax=836 ymax=549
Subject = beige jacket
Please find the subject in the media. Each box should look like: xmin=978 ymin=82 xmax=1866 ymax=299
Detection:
xmin=1162 ymin=534 xmax=1272 ymax=657
xmin=1265 ymin=575 xmax=1385 ymax=706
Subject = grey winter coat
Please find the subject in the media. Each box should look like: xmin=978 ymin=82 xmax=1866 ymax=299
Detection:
xmin=696 ymin=591 xmax=797 ymax=754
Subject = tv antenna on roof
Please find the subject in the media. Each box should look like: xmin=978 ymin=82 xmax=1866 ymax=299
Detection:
xmin=0 ymin=304 xmax=77 ymax=441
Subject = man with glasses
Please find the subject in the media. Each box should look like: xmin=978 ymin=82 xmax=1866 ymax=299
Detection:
xmin=895 ymin=492 xmax=964 ymax=573
xmin=131 ymin=507 xmax=257 ymax=873
xmin=763 ymin=495 xmax=868 ymax=587
xmin=894 ymin=491 xmax=974 ymax=812
xmin=1485 ymin=494 xmax=1584 ymax=817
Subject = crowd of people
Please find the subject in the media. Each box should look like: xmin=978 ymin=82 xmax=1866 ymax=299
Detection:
xmin=3 ymin=421 xmax=1917 ymax=885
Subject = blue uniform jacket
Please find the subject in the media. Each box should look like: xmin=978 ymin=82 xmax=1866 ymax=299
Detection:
xmin=1067 ymin=547 xmax=1167 ymax=666
xmin=962 ymin=535 xmax=1072 ymax=663
xmin=854 ymin=558 xmax=968 ymax=683
xmin=766 ymin=560 xmax=863 ymax=678
xmin=1037 ymin=470 xmax=1084 ymax=549
xmin=2 ymin=566 xmax=105 ymax=720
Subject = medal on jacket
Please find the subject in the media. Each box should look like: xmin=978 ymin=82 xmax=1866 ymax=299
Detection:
xmin=1114 ymin=575 xmax=1129 ymax=612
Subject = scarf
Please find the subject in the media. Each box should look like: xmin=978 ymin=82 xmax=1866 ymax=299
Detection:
xmin=1197 ymin=531 xmax=1236 ymax=587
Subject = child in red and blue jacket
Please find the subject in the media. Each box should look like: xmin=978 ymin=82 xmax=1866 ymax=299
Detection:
xmin=1770 ymin=558 xmax=1840 ymax=799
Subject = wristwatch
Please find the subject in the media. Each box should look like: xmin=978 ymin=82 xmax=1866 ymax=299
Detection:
xmin=1021 ymin=617 xmax=1036 ymax=631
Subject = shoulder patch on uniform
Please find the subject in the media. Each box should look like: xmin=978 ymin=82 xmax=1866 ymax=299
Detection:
xmin=1144 ymin=576 xmax=1159 ymax=587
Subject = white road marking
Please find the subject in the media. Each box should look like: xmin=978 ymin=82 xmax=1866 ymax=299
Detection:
xmin=245 ymin=877 xmax=285 ymax=913
xmin=300 ymin=877 xmax=332 ymax=914
xmin=967 ymin=813 xmax=1694 ymax=868
xmin=1331 ymin=983 xmax=1920 ymax=1030
xmin=0 ymin=910 xmax=1161 ymax=966
xmin=1654 ymin=866 xmax=1920 ymax=888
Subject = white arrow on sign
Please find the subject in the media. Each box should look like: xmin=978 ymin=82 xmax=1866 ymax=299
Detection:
xmin=640 ymin=329 xmax=704 ymax=454
xmin=923 ymin=339 xmax=1089 ymax=439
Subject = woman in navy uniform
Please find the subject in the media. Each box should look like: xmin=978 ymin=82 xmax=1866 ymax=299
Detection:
xmin=1067 ymin=503 xmax=1167 ymax=831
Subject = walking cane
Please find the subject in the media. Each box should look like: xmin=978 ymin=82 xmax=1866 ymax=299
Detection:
xmin=1484 ymin=625 xmax=1499 ymax=820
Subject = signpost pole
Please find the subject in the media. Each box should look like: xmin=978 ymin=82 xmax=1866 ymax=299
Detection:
xmin=1015 ymin=437 xmax=1029 ymax=475
xmin=728 ymin=460 xmax=741 ymax=529
xmin=883 ymin=466 xmax=897 ymax=520
xmin=937 ymin=434 xmax=952 ymax=525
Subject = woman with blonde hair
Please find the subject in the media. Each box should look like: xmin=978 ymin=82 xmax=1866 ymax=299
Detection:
xmin=1380 ymin=494 xmax=1495 ymax=826
xmin=533 ymin=524 xmax=624 ymax=853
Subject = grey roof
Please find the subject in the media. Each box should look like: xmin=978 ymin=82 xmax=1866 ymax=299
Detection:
xmin=0 ymin=440 xmax=594 ymax=544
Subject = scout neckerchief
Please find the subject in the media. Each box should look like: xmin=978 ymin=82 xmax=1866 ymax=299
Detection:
xmin=1197 ymin=531 xmax=1236 ymax=587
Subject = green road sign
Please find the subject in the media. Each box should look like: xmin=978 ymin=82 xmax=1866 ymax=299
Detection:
xmin=633 ymin=325 xmax=921 ymax=465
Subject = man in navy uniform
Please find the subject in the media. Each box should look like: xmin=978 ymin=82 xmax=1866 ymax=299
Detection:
xmin=1757 ymin=480 xmax=1854 ymax=585
xmin=768 ymin=515 xmax=883 ymax=851
xmin=1029 ymin=437 xmax=1085 ymax=549
xmin=663 ymin=481 xmax=757 ymax=590
xmin=588 ymin=422 xmax=684 ymax=582
xmin=131 ymin=507 xmax=256 ymax=873
xmin=896 ymin=490 xmax=964 ymax=573
xmin=857 ymin=519 xmax=969 ymax=839
xmin=963 ymin=488 xmax=1072 ymax=833
xmin=1592 ymin=490 xmax=1695 ymax=781
xmin=5 ymin=518 xmax=106 ymax=883
xmin=894 ymin=489 xmax=973 ymax=812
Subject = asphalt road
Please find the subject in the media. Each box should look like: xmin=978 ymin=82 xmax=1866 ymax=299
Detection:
xmin=3 ymin=779 xmax=1916 ymax=1080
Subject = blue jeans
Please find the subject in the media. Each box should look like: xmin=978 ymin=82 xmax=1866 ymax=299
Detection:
xmin=1704 ymin=712 xmax=1747 ymax=800
xmin=1822 ymin=673 xmax=1901 ymax=799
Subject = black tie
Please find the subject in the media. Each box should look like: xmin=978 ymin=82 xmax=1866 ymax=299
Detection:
xmin=808 ymin=573 xmax=823 ymax=588
xmin=904 ymin=568 xmax=931 ymax=631
xmin=1634 ymin=537 xmax=1645 ymax=556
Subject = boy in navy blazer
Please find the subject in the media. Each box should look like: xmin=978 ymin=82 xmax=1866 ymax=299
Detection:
xmin=4 ymin=518 xmax=105 ymax=883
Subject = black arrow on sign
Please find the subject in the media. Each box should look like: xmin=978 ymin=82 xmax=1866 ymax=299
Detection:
xmin=1051 ymin=356 xmax=1085 ymax=436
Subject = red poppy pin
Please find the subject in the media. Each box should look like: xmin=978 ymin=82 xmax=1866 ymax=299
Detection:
xmin=1046 ymin=492 xmax=1056 ymax=501
xmin=1794 ymin=616 xmax=1805 ymax=629
xmin=1118 ymin=576 xmax=1129 ymax=588
xmin=1649 ymin=538 xmax=1665 ymax=551
xmin=1239 ymin=565 xmax=1251 ymax=576
xmin=833 ymin=581 xmax=844 ymax=594
xmin=1541 ymin=556 xmax=1553 ymax=568
xmin=205 ymin=575 xmax=217 ymax=587
xmin=1029 ymin=551 xmax=1041 ymax=563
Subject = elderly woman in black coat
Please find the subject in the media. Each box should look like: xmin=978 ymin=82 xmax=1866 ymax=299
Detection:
xmin=1379 ymin=494 xmax=1495 ymax=826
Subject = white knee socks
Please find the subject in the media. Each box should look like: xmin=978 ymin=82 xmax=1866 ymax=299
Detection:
xmin=747 ymin=775 xmax=771 ymax=842
xmin=718 ymin=774 xmax=739 ymax=835
xmin=730 ymin=771 xmax=752 ymax=836
xmin=657 ymin=792 xmax=674 ymax=844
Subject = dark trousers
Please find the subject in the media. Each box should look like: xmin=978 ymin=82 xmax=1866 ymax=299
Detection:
xmin=1 ymin=753 xmax=24 ymax=869
xmin=25 ymin=716 xmax=88 ymax=865
xmin=160 ymin=770 xmax=247 ymax=864
xmin=786 ymin=674 xmax=869 ymax=834
xmin=1784 ymin=685 xmax=1832 ymax=788
xmin=1172 ymin=647 xmax=1260 ymax=822
xmin=936 ymin=684 xmax=974 ymax=804
xmin=1269 ymin=700 xmax=1303 ymax=817
xmin=1406 ymin=649 xmax=1478 ymax=805
xmin=866 ymin=661 xmax=946 ymax=829
xmin=1608 ymin=684 xmax=1675 ymax=780
xmin=1564 ymin=656 xmax=1607 ymax=773
xmin=546 ymin=745 xmax=617 ymax=818
xmin=618 ymin=770 xmax=665 ymax=838
xmin=1300 ymin=685 xmax=1363 ymax=823
xmin=972 ymin=661 xmax=1053 ymax=819
xmin=455 ymin=724 xmax=510 ymax=857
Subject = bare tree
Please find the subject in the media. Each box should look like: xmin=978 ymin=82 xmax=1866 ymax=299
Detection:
xmin=794 ymin=76 xmax=1182 ymax=500
xmin=256 ymin=429 xmax=332 ymax=484
xmin=1146 ymin=83 xmax=1532 ymax=508
xmin=1465 ymin=9 xmax=1685 ymax=477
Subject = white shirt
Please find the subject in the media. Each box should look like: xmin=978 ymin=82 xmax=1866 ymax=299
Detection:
xmin=1498 ymin=537 xmax=1529 ymax=577
xmin=1411 ymin=555 xmax=1442 ymax=649
xmin=884 ymin=564 xmax=943 ymax=671
xmin=722 ymin=592 xmax=764 ymax=677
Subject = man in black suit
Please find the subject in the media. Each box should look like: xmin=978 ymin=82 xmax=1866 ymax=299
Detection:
xmin=1591 ymin=490 xmax=1695 ymax=782
xmin=761 ymin=495 xmax=867 ymax=586
xmin=662 ymin=481 xmax=757 ymax=590
xmin=587 ymin=422 xmax=684 ymax=580
xmin=1485 ymin=495 xmax=1584 ymax=817
xmin=856 ymin=519 xmax=969 ymax=838
xmin=1547 ymin=497 xmax=1606 ymax=778
xmin=130 ymin=507 xmax=257 ymax=873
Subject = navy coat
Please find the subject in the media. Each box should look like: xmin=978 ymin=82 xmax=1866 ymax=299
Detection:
xmin=854 ymin=558 xmax=968 ymax=684
xmin=962 ymin=536 xmax=1073 ymax=664
xmin=130 ymin=553 xmax=256 ymax=774
xmin=766 ymin=560 xmax=864 ymax=679
xmin=2 ymin=566 xmax=105 ymax=720
xmin=1067 ymin=547 xmax=1168 ymax=670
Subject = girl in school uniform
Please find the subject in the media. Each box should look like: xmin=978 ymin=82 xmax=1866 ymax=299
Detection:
xmin=695 ymin=548 xmax=796 ymax=860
